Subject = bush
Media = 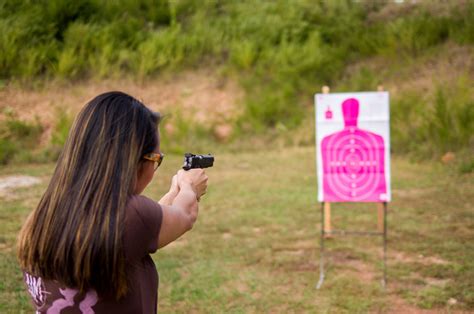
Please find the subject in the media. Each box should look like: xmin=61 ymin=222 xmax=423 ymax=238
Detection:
xmin=0 ymin=110 xmax=43 ymax=164
xmin=0 ymin=138 xmax=17 ymax=165
xmin=50 ymin=109 xmax=72 ymax=147
xmin=159 ymin=109 xmax=215 ymax=155
xmin=390 ymin=81 xmax=474 ymax=159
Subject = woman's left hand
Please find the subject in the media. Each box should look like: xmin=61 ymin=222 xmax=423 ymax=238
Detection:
xmin=170 ymin=174 xmax=179 ymax=194
xmin=158 ymin=174 xmax=180 ymax=206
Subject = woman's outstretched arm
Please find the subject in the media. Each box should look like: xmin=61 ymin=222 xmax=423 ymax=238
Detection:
xmin=157 ymin=169 xmax=208 ymax=248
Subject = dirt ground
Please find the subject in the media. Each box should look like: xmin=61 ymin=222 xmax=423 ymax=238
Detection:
xmin=0 ymin=69 xmax=243 ymax=134
xmin=0 ymin=175 xmax=41 ymax=199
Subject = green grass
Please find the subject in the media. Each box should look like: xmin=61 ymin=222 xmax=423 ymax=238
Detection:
xmin=1 ymin=147 xmax=473 ymax=313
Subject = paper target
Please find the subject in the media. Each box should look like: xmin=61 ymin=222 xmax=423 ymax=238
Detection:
xmin=315 ymin=93 xmax=391 ymax=202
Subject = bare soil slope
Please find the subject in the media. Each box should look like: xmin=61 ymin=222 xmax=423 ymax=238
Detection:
xmin=0 ymin=69 xmax=243 ymax=140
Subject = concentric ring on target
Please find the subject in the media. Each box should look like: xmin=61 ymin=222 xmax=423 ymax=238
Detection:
xmin=325 ymin=129 xmax=382 ymax=201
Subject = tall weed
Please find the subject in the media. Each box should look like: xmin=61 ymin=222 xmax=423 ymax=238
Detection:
xmin=159 ymin=109 xmax=215 ymax=155
xmin=391 ymin=82 xmax=474 ymax=159
xmin=0 ymin=110 xmax=43 ymax=164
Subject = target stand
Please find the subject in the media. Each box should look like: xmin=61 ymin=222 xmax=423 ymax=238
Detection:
xmin=315 ymin=85 xmax=390 ymax=290
xmin=316 ymin=201 xmax=388 ymax=289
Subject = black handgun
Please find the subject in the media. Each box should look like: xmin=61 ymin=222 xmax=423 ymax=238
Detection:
xmin=182 ymin=153 xmax=214 ymax=170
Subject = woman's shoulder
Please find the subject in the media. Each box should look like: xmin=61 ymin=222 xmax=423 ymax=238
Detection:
xmin=127 ymin=194 xmax=159 ymax=210
xmin=124 ymin=195 xmax=163 ymax=250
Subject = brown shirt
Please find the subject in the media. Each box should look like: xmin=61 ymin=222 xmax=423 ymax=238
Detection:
xmin=23 ymin=194 xmax=163 ymax=314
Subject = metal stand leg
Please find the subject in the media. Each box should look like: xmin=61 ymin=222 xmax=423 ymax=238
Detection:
xmin=382 ymin=202 xmax=387 ymax=288
xmin=317 ymin=202 xmax=325 ymax=289
xmin=316 ymin=202 xmax=388 ymax=289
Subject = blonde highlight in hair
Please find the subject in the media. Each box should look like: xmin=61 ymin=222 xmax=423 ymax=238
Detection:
xmin=17 ymin=91 xmax=159 ymax=299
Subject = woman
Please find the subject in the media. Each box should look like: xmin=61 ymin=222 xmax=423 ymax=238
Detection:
xmin=17 ymin=91 xmax=208 ymax=313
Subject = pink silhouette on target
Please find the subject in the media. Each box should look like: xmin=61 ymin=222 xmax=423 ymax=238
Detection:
xmin=321 ymin=98 xmax=387 ymax=202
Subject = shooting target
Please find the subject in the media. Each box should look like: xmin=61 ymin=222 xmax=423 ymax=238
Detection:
xmin=315 ymin=93 xmax=391 ymax=202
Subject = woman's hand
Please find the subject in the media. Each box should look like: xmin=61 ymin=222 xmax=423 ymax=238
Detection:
xmin=170 ymin=174 xmax=179 ymax=194
xmin=158 ymin=175 xmax=179 ymax=206
xmin=177 ymin=169 xmax=208 ymax=199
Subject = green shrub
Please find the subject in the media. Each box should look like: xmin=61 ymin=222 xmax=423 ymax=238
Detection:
xmin=0 ymin=138 xmax=17 ymax=165
xmin=391 ymin=81 xmax=474 ymax=158
xmin=339 ymin=67 xmax=378 ymax=92
xmin=459 ymin=157 xmax=474 ymax=174
xmin=0 ymin=111 xmax=43 ymax=164
xmin=391 ymin=92 xmax=426 ymax=154
xmin=50 ymin=109 xmax=73 ymax=147
xmin=156 ymin=107 xmax=218 ymax=155
xmin=380 ymin=13 xmax=450 ymax=57
xmin=135 ymin=26 xmax=186 ymax=77
xmin=450 ymin=2 xmax=474 ymax=44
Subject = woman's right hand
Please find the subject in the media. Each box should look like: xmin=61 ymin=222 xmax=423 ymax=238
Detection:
xmin=159 ymin=169 xmax=207 ymax=248
xmin=177 ymin=169 xmax=208 ymax=199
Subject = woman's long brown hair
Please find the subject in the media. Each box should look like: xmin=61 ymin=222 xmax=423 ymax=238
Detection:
xmin=17 ymin=91 xmax=159 ymax=299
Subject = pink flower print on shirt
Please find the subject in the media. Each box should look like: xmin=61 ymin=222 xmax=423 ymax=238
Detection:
xmin=24 ymin=272 xmax=48 ymax=308
xmin=79 ymin=290 xmax=98 ymax=314
xmin=23 ymin=272 xmax=99 ymax=314
xmin=47 ymin=287 xmax=99 ymax=314
xmin=47 ymin=288 xmax=76 ymax=314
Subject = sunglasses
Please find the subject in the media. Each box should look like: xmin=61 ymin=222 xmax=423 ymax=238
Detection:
xmin=143 ymin=152 xmax=164 ymax=170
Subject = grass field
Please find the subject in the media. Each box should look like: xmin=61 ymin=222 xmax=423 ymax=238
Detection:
xmin=1 ymin=146 xmax=473 ymax=313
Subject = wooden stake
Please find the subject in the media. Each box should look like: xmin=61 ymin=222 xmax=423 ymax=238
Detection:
xmin=377 ymin=203 xmax=384 ymax=232
xmin=322 ymin=85 xmax=332 ymax=235
xmin=324 ymin=202 xmax=332 ymax=235
xmin=376 ymin=84 xmax=385 ymax=233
